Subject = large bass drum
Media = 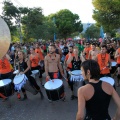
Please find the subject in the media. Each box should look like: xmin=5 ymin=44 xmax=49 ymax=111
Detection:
xmin=44 ymin=79 xmax=64 ymax=101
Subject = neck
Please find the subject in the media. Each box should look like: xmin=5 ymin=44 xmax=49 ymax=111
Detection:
xmin=89 ymin=79 xmax=99 ymax=83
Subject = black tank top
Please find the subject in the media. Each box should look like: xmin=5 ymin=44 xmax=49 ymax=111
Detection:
xmin=85 ymin=81 xmax=111 ymax=120
xmin=71 ymin=56 xmax=81 ymax=71
xmin=19 ymin=60 xmax=31 ymax=77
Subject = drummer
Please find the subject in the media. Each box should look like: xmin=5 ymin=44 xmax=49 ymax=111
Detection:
xmin=17 ymin=51 xmax=44 ymax=100
xmin=44 ymin=44 xmax=64 ymax=80
xmin=96 ymin=45 xmax=111 ymax=77
xmin=88 ymin=43 xmax=99 ymax=60
xmin=66 ymin=47 xmax=82 ymax=100
xmin=115 ymin=43 xmax=120 ymax=86
xmin=29 ymin=47 xmax=44 ymax=86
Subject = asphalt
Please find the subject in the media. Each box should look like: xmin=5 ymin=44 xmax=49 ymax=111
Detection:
xmin=0 ymin=73 xmax=120 ymax=120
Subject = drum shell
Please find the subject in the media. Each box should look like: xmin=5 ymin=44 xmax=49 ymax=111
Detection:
xmin=45 ymin=84 xmax=64 ymax=101
xmin=0 ymin=81 xmax=14 ymax=98
xmin=73 ymin=81 xmax=84 ymax=97
xmin=110 ymin=66 xmax=117 ymax=74
xmin=23 ymin=80 xmax=38 ymax=95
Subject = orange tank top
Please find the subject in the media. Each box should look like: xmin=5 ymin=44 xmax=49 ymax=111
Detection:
xmin=35 ymin=48 xmax=44 ymax=60
xmin=117 ymin=48 xmax=120 ymax=64
xmin=0 ymin=58 xmax=12 ymax=74
xmin=97 ymin=53 xmax=110 ymax=74
xmin=84 ymin=47 xmax=91 ymax=60
xmin=30 ymin=55 xmax=40 ymax=67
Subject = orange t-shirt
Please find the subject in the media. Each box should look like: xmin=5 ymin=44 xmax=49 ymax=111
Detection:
xmin=84 ymin=47 xmax=91 ymax=60
xmin=116 ymin=48 xmax=120 ymax=64
xmin=35 ymin=48 xmax=44 ymax=60
xmin=97 ymin=53 xmax=110 ymax=74
xmin=0 ymin=58 xmax=12 ymax=74
xmin=65 ymin=53 xmax=74 ymax=70
xmin=30 ymin=55 xmax=40 ymax=68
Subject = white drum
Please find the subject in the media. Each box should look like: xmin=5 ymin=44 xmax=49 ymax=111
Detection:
xmin=13 ymin=70 xmax=19 ymax=74
xmin=100 ymin=77 xmax=115 ymax=86
xmin=44 ymin=79 xmax=64 ymax=101
xmin=111 ymin=62 xmax=117 ymax=67
xmin=13 ymin=74 xmax=28 ymax=91
xmin=69 ymin=70 xmax=83 ymax=81
xmin=31 ymin=70 xmax=39 ymax=79
xmin=0 ymin=79 xmax=14 ymax=97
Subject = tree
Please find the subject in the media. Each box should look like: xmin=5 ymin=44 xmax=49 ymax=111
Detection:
xmin=85 ymin=24 xmax=100 ymax=38
xmin=48 ymin=9 xmax=83 ymax=39
xmin=92 ymin=0 xmax=120 ymax=32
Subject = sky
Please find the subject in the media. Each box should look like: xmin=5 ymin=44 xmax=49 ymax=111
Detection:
xmin=0 ymin=0 xmax=95 ymax=23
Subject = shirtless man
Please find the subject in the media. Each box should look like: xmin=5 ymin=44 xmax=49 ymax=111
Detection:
xmin=44 ymin=44 xmax=64 ymax=80
xmin=88 ymin=43 xmax=99 ymax=60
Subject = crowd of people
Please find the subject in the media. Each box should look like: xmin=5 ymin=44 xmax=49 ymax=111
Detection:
xmin=0 ymin=39 xmax=120 ymax=119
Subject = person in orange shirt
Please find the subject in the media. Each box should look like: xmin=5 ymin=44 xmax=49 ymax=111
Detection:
xmin=35 ymin=43 xmax=44 ymax=60
xmin=96 ymin=45 xmax=111 ymax=77
xmin=0 ymin=54 xmax=13 ymax=80
xmin=115 ymin=44 xmax=120 ymax=86
xmin=29 ymin=47 xmax=44 ymax=86
xmin=83 ymin=42 xmax=91 ymax=60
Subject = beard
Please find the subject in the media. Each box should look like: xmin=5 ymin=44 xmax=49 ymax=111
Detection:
xmin=70 ymin=51 xmax=73 ymax=53
xmin=49 ymin=51 xmax=55 ymax=54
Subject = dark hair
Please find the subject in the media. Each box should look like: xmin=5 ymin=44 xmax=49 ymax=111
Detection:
xmin=30 ymin=47 xmax=35 ymax=50
xmin=92 ymin=43 xmax=96 ymax=46
xmin=101 ymin=45 xmax=107 ymax=49
xmin=81 ymin=60 xmax=100 ymax=80
xmin=69 ymin=46 xmax=73 ymax=48
xmin=49 ymin=44 xmax=56 ymax=48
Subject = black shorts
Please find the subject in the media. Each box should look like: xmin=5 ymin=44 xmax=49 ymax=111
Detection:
xmin=117 ymin=64 xmax=120 ymax=67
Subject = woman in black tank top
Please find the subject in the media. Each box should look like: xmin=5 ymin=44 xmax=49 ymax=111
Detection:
xmin=76 ymin=60 xmax=120 ymax=120
xmin=18 ymin=51 xmax=44 ymax=100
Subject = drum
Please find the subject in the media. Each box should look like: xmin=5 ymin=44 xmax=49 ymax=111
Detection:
xmin=31 ymin=70 xmax=39 ymax=79
xmin=13 ymin=70 xmax=19 ymax=74
xmin=0 ymin=79 xmax=14 ymax=98
xmin=100 ymin=77 xmax=115 ymax=86
xmin=69 ymin=70 xmax=83 ymax=81
xmin=110 ymin=62 xmax=117 ymax=74
xmin=13 ymin=74 xmax=28 ymax=91
xmin=44 ymin=79 xmax=64 ymax=101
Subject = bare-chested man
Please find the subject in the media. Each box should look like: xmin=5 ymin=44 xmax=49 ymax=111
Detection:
xmin=88 ymin=43 xmax=99 ymax=60
xmin=44 ymin=44 xmax=64 ymax=81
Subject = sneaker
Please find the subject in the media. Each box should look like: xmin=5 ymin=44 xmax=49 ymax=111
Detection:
xmin=17 ymin=93 xmax=21 ymax=99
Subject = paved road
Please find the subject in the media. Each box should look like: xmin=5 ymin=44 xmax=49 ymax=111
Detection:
xmin=0 ymin=73 xmax=120 ymax=120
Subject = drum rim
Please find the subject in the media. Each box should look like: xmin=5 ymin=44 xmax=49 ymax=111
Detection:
xmin=13 ymin=74 xmax=25 ymax=85
xmin=44 ymin=79 xmax=63 ymax=90
xmin=0 ymin=79 xmax=12 ymax=87
xmin=70 ymin=70 xmax=81 ymax=76
xmin=45 ymin=84 xmax=63 ymax=91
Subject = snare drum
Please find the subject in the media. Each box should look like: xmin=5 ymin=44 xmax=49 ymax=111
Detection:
xmin=0 ymin=79 xmax=14 ymax=98
xmin=69 ymin=70 xmax=83 ymax=81
xmin=13 ymin=74 xmax=28 ymax=91
xmin=44 ymin=79 xmax=64 ymax=101
xmin=110 ymin=62 xmax=117 ymax=74
xmin=100 ymin=77 xmax=115 ymax=86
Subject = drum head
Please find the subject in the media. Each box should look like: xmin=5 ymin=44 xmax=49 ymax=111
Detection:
xmin=111 ymin=62 xmax=117 ymax=67
xmin=100 ymin=77 xmax=114 ymax=86
xmin=44 ymin=79 xmax=63 ymax=90
xmin=32 ymin=70 xmax=39 ymax=74
xmin=13 ymin=70 xmax=19 ymax=74
xmin=71 ymin=70 xmax=81 ymax=75
xmin=0 ymin=79 xmax=11 ymax=87
xmin=13 ymin=74 xmax=25 ymax=84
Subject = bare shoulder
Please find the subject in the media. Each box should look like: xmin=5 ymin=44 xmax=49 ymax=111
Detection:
xmin=102 ymin=81 xmax=113 ymax=95
xmin=78 ymin=84 xmax=93 ymax=94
